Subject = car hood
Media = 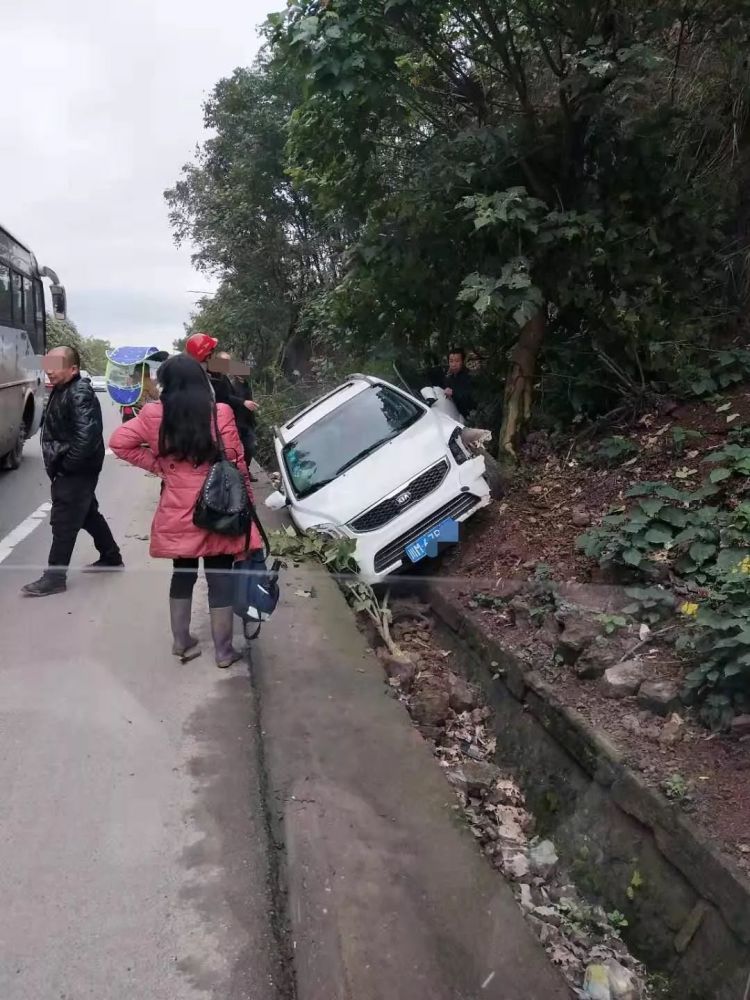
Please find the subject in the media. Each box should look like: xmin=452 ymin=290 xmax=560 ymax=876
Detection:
xmin=290 ymin=411 xmax=457 ymax=526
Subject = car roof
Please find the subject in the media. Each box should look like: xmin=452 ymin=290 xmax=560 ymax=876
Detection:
xmin=277 ymin=375 xmax=384 ymax=443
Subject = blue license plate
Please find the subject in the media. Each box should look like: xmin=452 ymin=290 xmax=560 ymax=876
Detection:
xmin=405 ymin=517 xmax=458 ymax=563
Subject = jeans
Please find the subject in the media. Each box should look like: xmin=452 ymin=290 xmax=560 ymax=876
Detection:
xmin=169 ymin=555 xmax=234 ymax=607
xmin=47 ymin=472 xmax=120 ymax=575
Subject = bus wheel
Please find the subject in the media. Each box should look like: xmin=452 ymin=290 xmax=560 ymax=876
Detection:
xmin=2 ymin=422 xmax=26 ymax=471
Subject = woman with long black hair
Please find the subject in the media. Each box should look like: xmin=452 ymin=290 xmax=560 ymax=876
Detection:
xmin=109 ymin=354 xmax=262 ymax=667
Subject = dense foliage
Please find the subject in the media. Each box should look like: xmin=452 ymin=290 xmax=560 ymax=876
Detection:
xmin=168 ymin=2 xmax=750 ymax=452
xmin=578 ymin=426 xmax=750 ymax=728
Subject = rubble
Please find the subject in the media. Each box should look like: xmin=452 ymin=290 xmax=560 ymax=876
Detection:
xmin=410 ymin=678 xmax=451 ymax=727
xmin=375 ymin=649 xmax=417 ymax=690
xmin=659 ymin=713 xmax=686 ymax=747
xmin=377 ymin=598 xmax=650 ymax=998
xmin=529 ymin=839 xmax=559 ymax=875
xmin=602 ymin=661 xmax=648 ymax=698
xmin=731 ymin=714 xmax=750 ymax=739
xmin=637 ymin=680 xmax=679 ymax=717
xmin=448 ymin=673 xmax=478 ymax=713
xmin=557 ymin=618 xmax=601 ymax=665
xmin=576 ymin=641 xmax=620 ymax=680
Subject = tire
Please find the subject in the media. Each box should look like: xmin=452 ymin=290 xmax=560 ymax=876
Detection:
xmin=2 ymin=422 xmax=27 ymax=471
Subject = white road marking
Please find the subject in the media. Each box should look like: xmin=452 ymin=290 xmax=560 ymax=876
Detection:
xmin=0 ymin=502 xmax=52 ymax=564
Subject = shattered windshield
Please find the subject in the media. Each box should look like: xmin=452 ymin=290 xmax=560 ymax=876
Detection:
xmin=283 ymin=384 xmax=424 ymax=498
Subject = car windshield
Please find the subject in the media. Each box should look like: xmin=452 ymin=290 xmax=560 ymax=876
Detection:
xmin=283 ymin=384 xmax=424 ymax=498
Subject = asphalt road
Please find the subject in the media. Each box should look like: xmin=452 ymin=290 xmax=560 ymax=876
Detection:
xmin=0 ymin=398 xmax=286 ymax=999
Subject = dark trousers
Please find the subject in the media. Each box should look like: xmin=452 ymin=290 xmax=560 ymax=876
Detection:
xmin=240 ymin=429 xmax=256 ymax=467
xmin=48 ymin=473 xmax=120 ymax=575
xmin=170 ymin=555 xmax=234 ymax=607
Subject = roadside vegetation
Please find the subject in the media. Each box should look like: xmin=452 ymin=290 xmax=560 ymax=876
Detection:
xmin=167 ymin=3 xmax=750 ymax=727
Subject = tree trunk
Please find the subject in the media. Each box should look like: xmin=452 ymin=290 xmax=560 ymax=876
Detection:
xmin=498 ymin=307 xmax=546 ymax=458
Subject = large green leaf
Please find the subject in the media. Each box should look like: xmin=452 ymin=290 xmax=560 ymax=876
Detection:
xmin=639 ymin=498 xmax=664 ymax=517
xmin=709 ymin=467 xmax=732 ymax=484
xmin=644 ymin=525 xmax=673 ymax=546
xmin=689 ymin=541 xmax=717 ymax=565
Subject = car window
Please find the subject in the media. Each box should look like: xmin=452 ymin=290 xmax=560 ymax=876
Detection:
xmin=283 ymin=385 xmax=423 ymax=498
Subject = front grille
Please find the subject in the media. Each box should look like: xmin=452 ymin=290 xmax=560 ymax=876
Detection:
xmin=373 ymin=493 xmax=481 ymax=574
xmin=350 ymin=460 xmax=449 ymax=533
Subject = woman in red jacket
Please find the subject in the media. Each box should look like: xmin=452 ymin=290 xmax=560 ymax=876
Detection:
xmin=110 ymin=354 xmax=262 ymax=667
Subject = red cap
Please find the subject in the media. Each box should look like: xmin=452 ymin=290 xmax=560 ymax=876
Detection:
xmin=185 ymin=332 xmax=218 ymax=363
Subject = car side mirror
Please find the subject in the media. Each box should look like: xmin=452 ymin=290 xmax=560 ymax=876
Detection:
xmin=265 ymin=490 xmax=289 ymax=511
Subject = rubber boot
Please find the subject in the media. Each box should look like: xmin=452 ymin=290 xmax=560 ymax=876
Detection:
xmin=209 ymin=606 xmax=243 ymax=669
xmin=169 ymin=598 xmax=201 ymax=663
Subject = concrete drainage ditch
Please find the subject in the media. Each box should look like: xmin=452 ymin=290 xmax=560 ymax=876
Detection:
xmin=364 ymin=589 xmax=750 ymax=1000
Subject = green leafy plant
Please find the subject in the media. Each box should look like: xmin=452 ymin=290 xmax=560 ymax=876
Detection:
xmin=270 ymin=527 xmax=404 ymax=656
xmin=703 ymin=440 xmax=750 ymax=485
xmin=622 ymin=586 xmax=677 ymax=624
xmin=606 ymin=909 xmax=629 ymax=932
xmin=577 ymin=482 xmax=722 ymax=579
xmin=579 ymin=473 xmax=750 ymax=723
xmin=661 ymin=773 xmax=689 ymax=802
xmin=626 ymin=869 xmax=644 ymax=901
xmin=587 ymin=435 xmax=639 ymax=468
xmin=670 ymin=426 xmax=703 ymax=456
xmin=597 ymin=613 xmax=629 ymax=635
xmin=679 ymin=349 xmax=750 ymax=398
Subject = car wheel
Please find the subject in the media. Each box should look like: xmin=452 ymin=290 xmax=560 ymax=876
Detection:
xmin=2 ymin=422 xmax=26 ymax=471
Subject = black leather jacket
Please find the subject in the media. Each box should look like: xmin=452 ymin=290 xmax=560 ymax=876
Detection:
xmin=443 ymin=368 xmax=476 ymax=420
xmin=42 ymin=375 xmax=105 ymax=478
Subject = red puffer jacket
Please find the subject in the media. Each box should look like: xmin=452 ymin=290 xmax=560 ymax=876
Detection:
xmin=109 ymin=402 xmax=262 ymax=558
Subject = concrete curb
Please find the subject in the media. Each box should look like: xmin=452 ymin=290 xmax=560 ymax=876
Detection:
xmin=251 ymin=496 xmax=569 ymax=999
xmin=423 ymin=581 xmax=750 ymax=997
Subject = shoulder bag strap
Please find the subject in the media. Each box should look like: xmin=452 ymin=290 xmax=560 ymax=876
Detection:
xmin=212 ymin=404 xmax=227 ymax=460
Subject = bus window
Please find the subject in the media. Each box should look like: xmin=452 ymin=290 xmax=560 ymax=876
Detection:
xmin=34 ymin=279 xmax=45 ymax=335
xmin=11 ymin=271 xmax=23 ymax=326
xmin=0 ymin=264 xmax=10 ymax=323
xmin=23 ymin=277 xmax=34 ymax=330
xmin=27 ymin=278 xmax=44 ymax=354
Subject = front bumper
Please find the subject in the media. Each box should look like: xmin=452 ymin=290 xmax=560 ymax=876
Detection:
xmin=350 ymin=460 xmax=491 ymax=582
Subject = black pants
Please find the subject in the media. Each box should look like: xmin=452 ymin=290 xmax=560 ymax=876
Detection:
xmin=170 ymin=555 xmax=234 ymax=607
xmin=240 ymin=428 xmax=256 ymax=467
xmin=48 ymin=473 xmax=120 ymax=575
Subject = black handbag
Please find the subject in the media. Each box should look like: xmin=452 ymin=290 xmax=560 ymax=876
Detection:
xmin=193 ymin=406 xmax=251 ymax=536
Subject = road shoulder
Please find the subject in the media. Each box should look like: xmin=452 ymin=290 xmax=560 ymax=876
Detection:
xmin=253 ymin=519 xmax=569 ymax=1000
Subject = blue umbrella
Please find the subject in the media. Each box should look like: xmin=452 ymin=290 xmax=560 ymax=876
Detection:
xmin=105 ymin=346 xmax=168 ymax=406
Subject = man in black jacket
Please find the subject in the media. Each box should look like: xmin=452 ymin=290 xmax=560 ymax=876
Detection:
xmin=442 ymin=347 xmax=476 ymax=421
xmin=22 ymin=347 xmax=122 ymax=597
xmin=211 ymin=351 xmax=259 ymax=478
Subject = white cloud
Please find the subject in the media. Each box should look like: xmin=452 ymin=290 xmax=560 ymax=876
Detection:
xmin=0 ymin=0 xmax=279 ymax=348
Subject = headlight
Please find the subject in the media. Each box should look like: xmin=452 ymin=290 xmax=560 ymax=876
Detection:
xmin=449 ymin=427 xmax=470 ymax=465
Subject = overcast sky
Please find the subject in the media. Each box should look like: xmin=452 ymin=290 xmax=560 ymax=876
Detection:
xmin=0 ymin=0 xmax=279 ymax=349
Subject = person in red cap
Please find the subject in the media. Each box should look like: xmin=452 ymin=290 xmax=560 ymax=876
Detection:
xmin=185 ymin=332 xmax=218 ymax=365
xmin=185 ymin=333 xmax=258 ymax=477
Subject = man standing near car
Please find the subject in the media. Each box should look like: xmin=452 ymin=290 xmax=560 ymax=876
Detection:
xmin=442 ymin=347 xmax=476 ymax=422
xmin=214 ymin=351 xmax=259 ymax=478
xmin=22 ymin=346 xmax=122 ymax=597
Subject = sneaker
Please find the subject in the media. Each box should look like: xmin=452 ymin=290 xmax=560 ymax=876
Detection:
xmin=22 ymin=575 xmax=67 ymax=597
xmin=83 ymin=556 xmax=124 ymax=572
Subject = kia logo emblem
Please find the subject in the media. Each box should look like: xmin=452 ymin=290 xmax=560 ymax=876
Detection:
xmin=396 ymin=491 xmax=412 ymax=506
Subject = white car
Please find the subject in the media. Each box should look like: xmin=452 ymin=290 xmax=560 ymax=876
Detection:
xmin=91 ymin=375 xmax=107 ymax=392
xmin=266 ymin=374 xmax=491 ymax=582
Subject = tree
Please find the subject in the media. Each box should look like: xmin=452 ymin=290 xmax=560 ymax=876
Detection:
xmin=268 ymin=0 xmax=750 ymax=453
xmin=165 ymin=56 xmax=346 ymax=377
xmin=46 ymin=316 xmax=111 ymax=374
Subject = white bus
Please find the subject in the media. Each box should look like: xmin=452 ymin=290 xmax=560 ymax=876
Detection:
xmin=0 ymin=225 xmax=66 ymax=469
